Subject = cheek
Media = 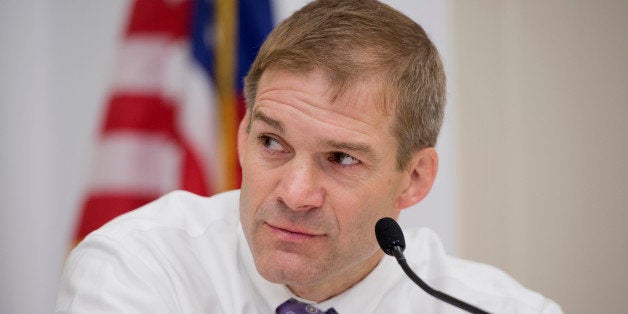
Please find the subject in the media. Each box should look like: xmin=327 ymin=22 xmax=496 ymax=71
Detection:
xmin=239 ymin=164 xmax=268 ymax=221
xmin=239 ymin=161 xmax=277 ymax=229
xmin=332 ymin=184 xmax=400 ymax=239
xmin=333 ymin=198 xmax=379 ymax=238
xmin=238 ymin=185 xmax=253 ymax=229
xmin=333 ymin=206 xmax=381 ymax=262
xmin=240 ymin=151 xmax=270 ymax=192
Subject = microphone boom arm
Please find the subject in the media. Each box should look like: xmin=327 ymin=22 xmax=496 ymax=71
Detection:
xmin=391 ymin=246 xmax=490 ymax=314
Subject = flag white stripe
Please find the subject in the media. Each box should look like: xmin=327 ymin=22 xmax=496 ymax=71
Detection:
xmin=88 ymin=132 xmax=182 ymax=195
xmin=111 ymin=35 xmax=187 ymax=98
xmin=178 ymin=61 xmax=222 ymax=191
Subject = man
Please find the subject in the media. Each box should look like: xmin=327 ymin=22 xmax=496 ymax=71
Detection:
xmin=57 ymin=0 xmax=562 ymax=313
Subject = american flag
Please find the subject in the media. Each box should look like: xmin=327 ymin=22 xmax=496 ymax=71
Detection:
xmin=73 ymin=0 xmax=273 ymax=243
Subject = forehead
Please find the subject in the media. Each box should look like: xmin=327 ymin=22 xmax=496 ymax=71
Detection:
xmin=254 ymin=68 xmax=391 ymax=130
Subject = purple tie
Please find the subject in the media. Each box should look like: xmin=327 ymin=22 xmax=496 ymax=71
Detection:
xmin=276 ymin=298 xmax=338 ymax=314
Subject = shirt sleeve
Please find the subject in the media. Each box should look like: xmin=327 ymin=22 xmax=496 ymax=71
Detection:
xmin=55 ymin=234 xmax=177 ymax=314
xmin=540 ymin=298 xmax=564 ymax=314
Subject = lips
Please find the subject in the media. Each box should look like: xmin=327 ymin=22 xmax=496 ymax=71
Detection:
xmin=266 ymin=222 xmax=323 ymax=240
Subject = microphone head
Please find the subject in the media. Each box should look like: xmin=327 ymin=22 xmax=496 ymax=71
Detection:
xmin=375 ymin=217 xmax=405 ymax=256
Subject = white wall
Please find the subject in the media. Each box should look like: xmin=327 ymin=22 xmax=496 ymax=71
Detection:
xmin=0 ymin=2 xmax=56 ymax=313
xmin=0 ymin=1 xmax=454 ymax=313
xmin=0 ymin=1 xmax=128 ymax=313
xmin=454 ymin=1 xmax=628 ymax=312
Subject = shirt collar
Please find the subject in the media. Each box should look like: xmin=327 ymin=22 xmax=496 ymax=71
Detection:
xmin=314 ymin=255 xmax=399 ymax=313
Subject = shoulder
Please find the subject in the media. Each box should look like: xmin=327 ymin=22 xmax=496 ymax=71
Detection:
xmin=76 ymin=189 xmax=243 ymax=268
xmin=57 ymin=190 xmax=244 ymax=312
xmin=402 ymin=228 xmax=562 ymax=313
xmin=89 ymin=189 xmax=241 ymax=242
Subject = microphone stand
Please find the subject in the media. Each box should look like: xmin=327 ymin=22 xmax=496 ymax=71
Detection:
xmin=391 ymin=246 xmax=490 ymax=314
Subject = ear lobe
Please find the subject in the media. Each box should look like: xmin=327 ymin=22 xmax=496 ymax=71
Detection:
xmin=237 ymin=109 xmax=251 ymax=166
xmin=395 ymin=147 xmax=439 ymax=210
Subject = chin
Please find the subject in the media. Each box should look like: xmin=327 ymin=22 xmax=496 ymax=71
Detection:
xmin=254 ymin=251 xmax=322 ymax=286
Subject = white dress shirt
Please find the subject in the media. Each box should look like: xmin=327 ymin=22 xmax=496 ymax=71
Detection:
xmin=56 ymin=190 xmax=562 ymax=313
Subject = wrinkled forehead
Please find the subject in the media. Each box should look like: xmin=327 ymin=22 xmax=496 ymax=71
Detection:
xmin=252 ymin=67 xmax=395 ymax=135
xmin=258 ymin=65 xmax=393 ymax=117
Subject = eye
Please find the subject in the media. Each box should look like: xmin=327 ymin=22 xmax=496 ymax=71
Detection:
xmin=258 ymin=135 xmax=288 ymax=154
xmin=328 ymin=152 xmax=361 ymax=167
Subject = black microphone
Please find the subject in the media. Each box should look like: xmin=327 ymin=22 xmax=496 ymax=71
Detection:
xmin=375 ymin=217 xmax=490 ymax=314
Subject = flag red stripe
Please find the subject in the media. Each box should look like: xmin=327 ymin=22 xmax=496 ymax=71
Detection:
xmin=126 ymin=0 xmax=192 ymax=38
xmin=75 ymin=194 xmax=159 ymax=239
xmin=180 ymin=141 xmax=210 ymax=195
xmin=101 ymin=95 xmax=176 ymax=135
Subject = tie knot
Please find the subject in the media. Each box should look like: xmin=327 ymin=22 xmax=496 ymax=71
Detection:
xmin=276 ymin=298 xmax=338 ymax=314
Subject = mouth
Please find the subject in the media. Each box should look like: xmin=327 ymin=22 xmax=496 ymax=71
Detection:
xmin=265 ymin=222 xmax=323 ymax=240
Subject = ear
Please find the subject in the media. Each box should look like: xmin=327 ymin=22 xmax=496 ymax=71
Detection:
xmin=237 ymin=109 xmax=251 ymax=166
xmin=395 ymin=147 xmax=439 ymax=210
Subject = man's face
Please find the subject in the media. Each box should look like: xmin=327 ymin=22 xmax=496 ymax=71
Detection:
xmin=238 ymin=69 xmax=412 ymax=301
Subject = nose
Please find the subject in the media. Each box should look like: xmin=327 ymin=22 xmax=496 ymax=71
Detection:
xmin=277 ymin=157 xmax=324 ymax=211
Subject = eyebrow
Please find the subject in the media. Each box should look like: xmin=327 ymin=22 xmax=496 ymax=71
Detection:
xmin=324 ymin=139 xmax=376 ymax=160
xmin=251 ymin=110 xmax=285 ymax=133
